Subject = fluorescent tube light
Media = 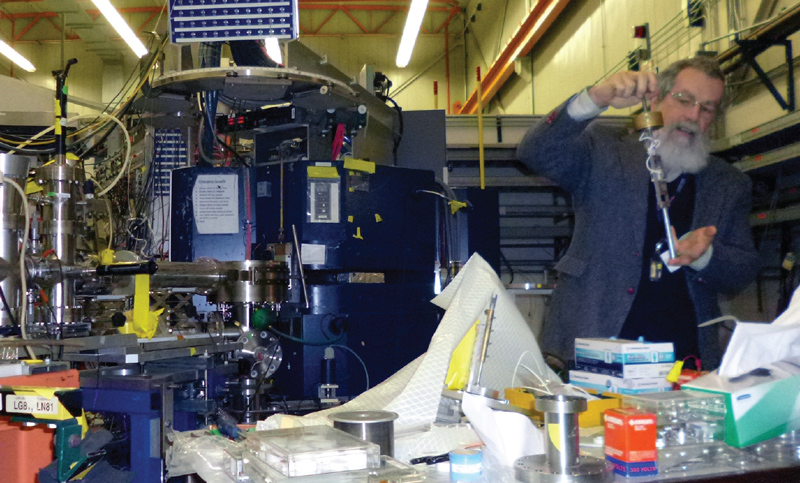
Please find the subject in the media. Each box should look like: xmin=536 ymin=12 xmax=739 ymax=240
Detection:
xmin=264 ymin=37 xmax=282 ymax=65
xmin=92 ymin=0 xmax=148 ymax=58
xmin=0 ymin=40 xmax=35 ymax=72
xmin=396 ymin=0 xmax=429 ymax=67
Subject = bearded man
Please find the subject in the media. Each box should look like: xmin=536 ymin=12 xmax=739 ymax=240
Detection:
xmin=516 ymin=57 xmax=760 ymax=368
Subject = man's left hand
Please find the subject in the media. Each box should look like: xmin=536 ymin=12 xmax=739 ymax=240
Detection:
xmin=669 ymin=226 xmax=717 ymax=266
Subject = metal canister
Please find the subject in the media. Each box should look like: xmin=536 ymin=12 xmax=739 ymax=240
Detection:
xmin=328 ymin=410 xmax=399 ymax=457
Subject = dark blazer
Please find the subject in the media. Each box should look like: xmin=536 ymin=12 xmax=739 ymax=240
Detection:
xmin=516 ymin=101 xmax=760 ymax=368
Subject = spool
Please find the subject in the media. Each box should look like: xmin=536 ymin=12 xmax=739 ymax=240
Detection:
xmin=632 ymin=109 xmax=664 ymax=131
xmin=449 ymin=449 xmax=481 ymax=481
xmin=328 ymin=410 xmax=398 ymax=457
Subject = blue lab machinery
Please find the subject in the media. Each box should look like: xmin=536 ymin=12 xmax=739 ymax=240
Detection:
xmin=255 ymin=160 xmax=440 ymax=400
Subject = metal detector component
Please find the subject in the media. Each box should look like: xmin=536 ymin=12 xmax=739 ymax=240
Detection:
xmin=514 ymin=394 xmax=614 ymax=483
xmin=635 ymin=97 xmax=677 ymax=260
xmin=632 ymin=97 xmax=664 ymax=131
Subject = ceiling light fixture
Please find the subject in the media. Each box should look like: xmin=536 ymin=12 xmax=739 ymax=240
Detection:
xmin=264 ymin=38 xmax=282 ymax=65
xmin=92 ymin=0 xmax=148 ymax=58
xmin=396 ymin=0 xmax=429 ymax=67
xmin=0 ymin=40 xmax=35 ymax=72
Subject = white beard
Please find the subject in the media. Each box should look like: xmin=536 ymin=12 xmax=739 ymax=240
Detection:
xmin=653 ymin=121 xmax=710 ymax=179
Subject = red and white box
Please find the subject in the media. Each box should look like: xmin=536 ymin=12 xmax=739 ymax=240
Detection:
xmin=604 ymin=408 xmax=658 ymax=477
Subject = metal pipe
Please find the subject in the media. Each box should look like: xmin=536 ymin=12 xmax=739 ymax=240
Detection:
xmin=292 ymin=224 xmax=309 ymax=309
xmin=474 ymin=294 xmax=497 ymax=387
xmin=150 ymin=260 xmax=224 ymax=289
xmin=34 ymin=163 xmax=84 ymax=325
xmin=0 ymin=154 xmax=32 ymax=327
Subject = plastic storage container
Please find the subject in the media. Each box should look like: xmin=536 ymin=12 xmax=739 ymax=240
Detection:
xmin=245 ymin=425 xmax=381 ymax=477
xmin=243 ymin=452 xmax=422 ymax=483
xmin=622 ymin=390 xmax=726 ymax=447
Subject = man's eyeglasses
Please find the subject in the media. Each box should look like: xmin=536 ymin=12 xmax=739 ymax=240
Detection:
xmin=669 ymin=91 xmax=718 ymax=116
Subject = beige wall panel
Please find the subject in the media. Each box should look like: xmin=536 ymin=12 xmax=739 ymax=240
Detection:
xmin=521 ymin=0 xmax=710 ymax=116
xmin=530 ymin=0 xmax=606 ymax=114
xmin=0 ymin=42 xmax=136 ymax=117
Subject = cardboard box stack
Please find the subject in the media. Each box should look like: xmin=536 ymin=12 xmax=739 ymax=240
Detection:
xmin=569 ymin=338 xmax=674 ymax=395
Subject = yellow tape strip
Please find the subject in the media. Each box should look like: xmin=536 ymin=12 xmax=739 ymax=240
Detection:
xmin=308 ymin=166 xmax=339 ymax=178
xmin=343 ymin=158 xmax=376 ymax=174
xmin=133 ymin=274 xmax=151 ymax=337
xmin=548 ymin=423 xmax=562 ymax=452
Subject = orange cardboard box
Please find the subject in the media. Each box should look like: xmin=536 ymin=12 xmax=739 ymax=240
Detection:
xmin=604 ymin=407 xmax=657 ymax=463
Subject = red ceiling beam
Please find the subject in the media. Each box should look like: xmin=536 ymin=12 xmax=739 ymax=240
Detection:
xmin=14 ymin=14 xmax=43 ymax=41
xmin=373 ymin=10 xmax=397 ymax=34
xmin=340 ymin=8 xmax=369 ymax=34
xmin=434 ymin=5 xmax=460 ymax=34
xmin=457 ymin=0 xmax=571 ymax=114
xmin=137 ymin=9 xmax=161 ymax=33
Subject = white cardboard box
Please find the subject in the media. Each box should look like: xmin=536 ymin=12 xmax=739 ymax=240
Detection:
xmin=569 ymin=370 xmax=672 ymax=395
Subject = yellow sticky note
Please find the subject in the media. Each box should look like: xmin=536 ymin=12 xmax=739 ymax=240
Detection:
xmin=190 ymin=347 xmax=197 ymax=356
xmin=375 ymin=214 xmax=383 ymax=223
xmin=348 ymin=215 xmax=354 ymax=223
xmin=344 ymin=158 xmax=376 ymax=174
xmin=353 ymin=227 xmax=363 ymax=240
xmin=308 ymin=166 xmax=339 ymax=178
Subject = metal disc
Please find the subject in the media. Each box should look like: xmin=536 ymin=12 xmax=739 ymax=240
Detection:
xmin=515 ymin=455 xmax=615 ymax=483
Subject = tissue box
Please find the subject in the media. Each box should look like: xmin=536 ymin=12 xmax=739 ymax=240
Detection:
xmin=683 ymin=357 xmax=800 ymax=448
xmin=575 ymin=338 xmax=675 ymax=378
xmin=569 ymin=370 xmax=672 ymax=395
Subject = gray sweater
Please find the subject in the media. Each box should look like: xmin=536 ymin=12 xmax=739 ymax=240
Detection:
xmin=516 ymin=101 xmax=760 ymax=368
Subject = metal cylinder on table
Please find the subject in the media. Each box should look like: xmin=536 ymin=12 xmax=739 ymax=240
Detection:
xmin=328 ymin=410 xmax=399 ymax=457
xmin=514 ymin=394 xmax=614 ymax=483
xmin=538 ymin=394 xmax=586 ymax=471
xmin=0 ymin=154 xmax=33 ymax=326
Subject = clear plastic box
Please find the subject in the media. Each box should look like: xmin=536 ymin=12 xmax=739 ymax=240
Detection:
xmin=243 ymin=451 xmax=422 ymax=483
xmin=622 ymin=390 xmax=726 ymax=447
xmin=245 ymin=425 xmax=381 ymax=477
xmin=622 ymin=390 xmax=726 ymax=425
xmin=223 ymin=447 xmax=249 ymax=482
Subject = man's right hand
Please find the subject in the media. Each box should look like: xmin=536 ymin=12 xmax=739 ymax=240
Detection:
xmin=588 ymin=71 xmax=660 ymax=109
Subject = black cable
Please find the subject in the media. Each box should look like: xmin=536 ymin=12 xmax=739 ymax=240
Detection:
xmin=500 ymin=251 xmax=515 ymax=284
xmin=384 ymin=96 xmax=404 ymax=164
xmin=0 ymin=285 xmax=18 ymax=327
xmin=198 ymin=94 xmax=250 ymax=167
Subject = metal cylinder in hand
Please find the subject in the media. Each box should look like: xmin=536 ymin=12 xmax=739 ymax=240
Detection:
xmin=632 ymin=108 xmax=664 ymax=131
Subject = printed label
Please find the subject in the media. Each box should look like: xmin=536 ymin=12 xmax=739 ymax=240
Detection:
xmin=7 ymin=395 xmax=59 ymax=415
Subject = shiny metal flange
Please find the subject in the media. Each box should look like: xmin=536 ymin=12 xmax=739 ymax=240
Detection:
xmin=210 ymin=260 xmax=290 ymax=304
xmin=150 ymin=66 xmax=359 ymax=111
xmin=515 ymin=454 xmax=615 ymax=483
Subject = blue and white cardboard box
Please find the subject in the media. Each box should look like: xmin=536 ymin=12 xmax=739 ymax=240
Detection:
xmin=683 ymin=356 xmax=800 ymax=448
xmin=569 ymin=370 xmax=672 ymax=395
xmin=575 ymin=338 xmax=675 ymax=378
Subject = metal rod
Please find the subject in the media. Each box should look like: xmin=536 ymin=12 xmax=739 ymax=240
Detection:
xmin=474 ymin=294 xmax=497 ymax=387
xmin=662 ymin=207 xmax=677 ymax=259
xmin=291 ymin=224 xmax=309 ymax=309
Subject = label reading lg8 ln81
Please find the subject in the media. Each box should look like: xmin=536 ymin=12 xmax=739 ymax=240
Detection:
xmin=6 ymin=395 xmax=59 ymax=415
